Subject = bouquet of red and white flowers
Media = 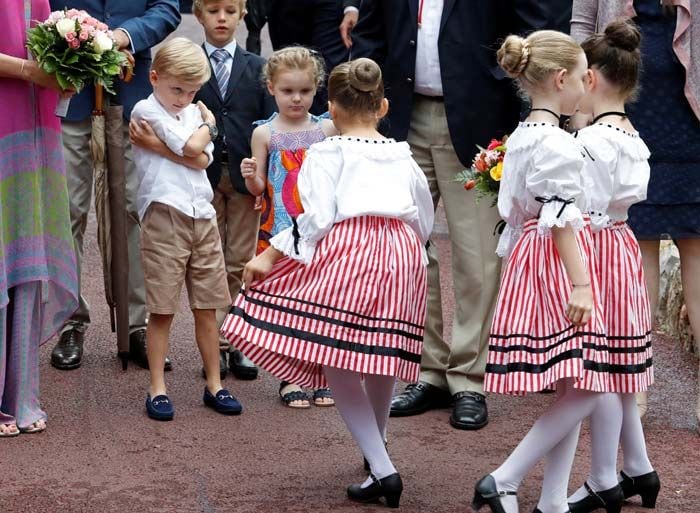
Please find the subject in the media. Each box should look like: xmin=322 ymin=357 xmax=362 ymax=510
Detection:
xmin=455 ymin=136 xmax=507 ymax=205
xmin=26 ymin=9 xmax=127 ymax=113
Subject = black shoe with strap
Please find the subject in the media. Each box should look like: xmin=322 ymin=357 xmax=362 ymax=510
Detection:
xmin=129 ymin=329 xmax=172 ymax=371
xmin=450 ymin=391 xmax=488 ymax=430
xmin=472 ymin=474 xmax=517 ymax=513
xmin=389 ymin=381 xmax=452 ymax=417
xmin=568 ymin=482 xmax=624 ymax=513
xmin=51 ymin=329 xmax=84 ymax=370
xmin=347 ymin=473 xmax=403 ymax=508
xmin=619 ymin=470 xmax=660 ymax=509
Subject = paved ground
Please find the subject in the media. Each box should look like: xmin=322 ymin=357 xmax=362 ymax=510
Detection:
xmin=2 ymin=16 xmax=699 ymax=513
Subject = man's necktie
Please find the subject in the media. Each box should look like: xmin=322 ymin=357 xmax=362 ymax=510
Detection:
xmin=211 ymin=48 xmax=231 ymax=97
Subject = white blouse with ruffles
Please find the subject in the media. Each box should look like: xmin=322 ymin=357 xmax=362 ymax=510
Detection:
xmin=576 ymin=123 xmax=651 ymax=232
xmin=269 ymin=136 xmax=435 ymax=265
xmin=496 ymin=122 xmax=587 ymax=258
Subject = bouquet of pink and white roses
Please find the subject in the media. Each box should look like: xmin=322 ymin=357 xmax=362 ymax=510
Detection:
xmin=26 ymin=9 xmax=127 ymax=99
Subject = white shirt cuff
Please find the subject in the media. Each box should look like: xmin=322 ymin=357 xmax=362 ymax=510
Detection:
xmin=343 ymin=6 xmax=359 ymax=14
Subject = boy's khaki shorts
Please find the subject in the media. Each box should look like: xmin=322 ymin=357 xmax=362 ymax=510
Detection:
xmin=140 ymin=202 xmax=231 ymax=315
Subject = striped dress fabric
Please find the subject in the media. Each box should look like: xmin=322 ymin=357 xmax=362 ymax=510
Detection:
xmin=485 ymin=219 xmax=609 ymax=394
xmin=221 ymin=216 xmax=427 ymax=388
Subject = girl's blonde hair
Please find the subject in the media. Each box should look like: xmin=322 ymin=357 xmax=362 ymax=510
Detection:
xmin=497 ymin=30 xmax=582 ymax=95
xmin=193 ymin=0 xmax=247 ymax=17
xmin=328 ymin=58 xmax=384 ymax=119
xmin=262 ymin=46 xmax=325 ymax=88
xmin=152 ymin=37 xmax=211 ymax=84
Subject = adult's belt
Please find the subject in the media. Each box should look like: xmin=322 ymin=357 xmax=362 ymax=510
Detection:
xmin=414 ymin=92 xmax=444 ymax=101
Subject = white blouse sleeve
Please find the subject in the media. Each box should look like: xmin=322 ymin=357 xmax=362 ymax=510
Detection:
xmin=269 ymin=146 xmax=339 ymax=264
xmin=526 ymin=135 xmax=585 ymax=235
xmin=409 ymin=160 xmax=435 ymax=245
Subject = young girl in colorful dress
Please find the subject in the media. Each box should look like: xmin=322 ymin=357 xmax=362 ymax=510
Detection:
xmin=472 ymin=30 xmax=625 ymax=513
xmin=566 ymin=19 xmax=659 ymax=512
xmin=240 ymin=46 xmax=337 ymax=409
xmin=225 ymin=57 xmax=434 ymax=508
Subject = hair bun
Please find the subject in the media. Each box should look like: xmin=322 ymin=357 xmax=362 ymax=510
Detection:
xmin=497 ymin=35 xmax=530 ymax=78
xmin=604 ymin=19 xmax=641 ymax=52
xmin=348 ymin=58 xmax=382 ymax=92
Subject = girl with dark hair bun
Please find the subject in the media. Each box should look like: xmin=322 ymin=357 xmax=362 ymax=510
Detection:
xmin=566 ymin=18 xmax=660 ymax=513
xmin=572 ymin=0 xmax=700 ymax=430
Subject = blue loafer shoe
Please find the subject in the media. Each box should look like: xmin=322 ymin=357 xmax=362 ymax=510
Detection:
xmin=203 ymin=387 xmax=242 ymax=415
xmin=146 ymin=394 xmax=174 ymax=421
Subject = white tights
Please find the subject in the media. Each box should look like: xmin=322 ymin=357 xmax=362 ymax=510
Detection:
xmin=567 ymin=392 xmax=653 ymax=503
xmin=491 ymin=380 xmax=622 ymax=513
xmin=323 ymin=367 xmax=396 ymax=484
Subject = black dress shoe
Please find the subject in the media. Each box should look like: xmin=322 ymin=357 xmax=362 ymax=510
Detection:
xmin=472 ymin=474 xmax=516 ymax=513
xmin=51 ymin=329 xmax=84 ymax=370
xmin=568 ymin=482 xmax=624 ymax=513
xmin=202 ymin=351 xmax=228 ymax=380
xmin=450 ymin=391 xmax=488 ymax=430
xmin=347 ymin=473 xmax=403 ymax=508
xmin=389 ymin=381 xmax=452 ymax=417
xmin=619 ymin=470 xmax=660 ymax=508
xmin=129 ymin=329 xmax=172 ymax=371
xmin=229 ymin=349 xmax=258 ymax=380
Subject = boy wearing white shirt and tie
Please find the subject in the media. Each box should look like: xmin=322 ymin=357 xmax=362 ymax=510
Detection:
xmin=129 ymin=37 xmax=241 ymax=421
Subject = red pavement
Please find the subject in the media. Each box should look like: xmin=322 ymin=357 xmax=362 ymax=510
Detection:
xmin=1 ymin=207 xmax=699 ymax=513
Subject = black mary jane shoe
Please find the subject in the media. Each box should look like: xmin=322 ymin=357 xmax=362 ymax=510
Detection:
xmin=347 ymin=473 xmax=403 ymax=508
xmin=472 ymin=475 xmax=516 ymax=513
xmin=619 ymin=470 xmax=660 ymax=508
xmin=568 ymin=482 xmax=624 ymax=513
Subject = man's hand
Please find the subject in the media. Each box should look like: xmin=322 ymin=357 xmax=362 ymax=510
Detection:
xmin=112 ymin=28 xmax=131 ymax=51
xmin=339 ymin=10 xmax=359 ymax=49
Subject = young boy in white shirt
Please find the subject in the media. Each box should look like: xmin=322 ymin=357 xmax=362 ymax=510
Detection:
xmin=130 ymin=37 xmax=241 ymax=421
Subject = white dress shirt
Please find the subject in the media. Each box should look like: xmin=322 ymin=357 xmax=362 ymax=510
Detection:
xmin=270 ymin=137 xmax=435 ymax=265
xmin=414 ymin=0 xmax=444 ymax=96
xmin=577 ymin=123 xmax=650 ymax=231
xmin=496 ymin=123 xmax=587 ymax=258
xmin=204 ymin=40 xmax=238 ymax=82
xmin=131 ymin=94 xmax=215 ymax=221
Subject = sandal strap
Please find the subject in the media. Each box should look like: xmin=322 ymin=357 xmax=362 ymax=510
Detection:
xmin=313 ymin=387 xmax=333 ymax=399
xmin=280 ymin=390 xmax=309 ymax=404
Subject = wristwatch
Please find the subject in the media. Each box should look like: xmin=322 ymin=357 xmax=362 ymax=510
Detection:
xmin=199 ymin=121 xmax=218 ymax=141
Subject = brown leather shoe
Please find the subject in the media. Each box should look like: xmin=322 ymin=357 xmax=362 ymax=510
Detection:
xmin=51 ymin=329 xmax=84 ymax=370
xmin=129 ymin=329 xmax=172 ymax=371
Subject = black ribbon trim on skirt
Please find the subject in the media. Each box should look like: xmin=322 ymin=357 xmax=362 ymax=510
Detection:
xmin=486 ymin=349 xmax=653 ymax=375
xmin=230 ymin=306 xmax=422 ymax=363
xmin=240 ymin=292 xmax=423 ymax=341
xmin=239 ymin=287 xmax=425 ymax=331
xmin=488 ymin=334 xmax=652 ymax=355
xmin=489 ymin=324 xmax=606 ymax=341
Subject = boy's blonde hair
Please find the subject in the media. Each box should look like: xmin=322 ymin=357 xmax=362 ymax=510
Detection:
xmin=263 ymin=46 xmax=325 ymax=88
xmin=497 ymin=30 xmax=582 ymax=96
xmin=152 ymin=37 xmax=211 ymax=84
xmin=192 ymin=0 xmax=247 ymax=17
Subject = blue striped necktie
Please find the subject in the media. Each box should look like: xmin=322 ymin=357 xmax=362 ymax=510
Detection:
xmin=211 ymin=48 xmax=231 ymax=97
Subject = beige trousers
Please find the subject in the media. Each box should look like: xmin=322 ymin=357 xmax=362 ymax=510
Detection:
xmin=60 ymin=119 xmax=147 ymax=335
xmin=212 ymin=173 xmax=260 ymax=350
xmin=408 ymin=96 xmax=502 ymax=394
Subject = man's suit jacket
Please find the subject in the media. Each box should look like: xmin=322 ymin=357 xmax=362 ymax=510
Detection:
xmin=195 ymin=47 xmax=276 ymax=194
xmin=364 ymin=0 xmax=572 ymax=167
xmin=49 ymin=0 xmax=180 ymax=122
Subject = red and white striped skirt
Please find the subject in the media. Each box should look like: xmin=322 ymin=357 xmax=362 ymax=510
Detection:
xmin=591 ymin=222 xmax=653 ymax=393
xmin=220 ymin=216 xmax=427 ymax=388
xmin=485 ymin=218 xmax=610 ymax=395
